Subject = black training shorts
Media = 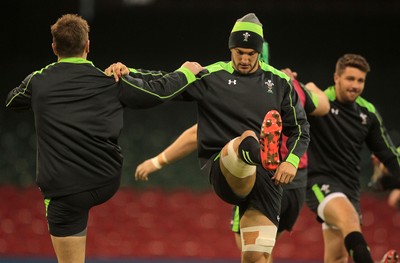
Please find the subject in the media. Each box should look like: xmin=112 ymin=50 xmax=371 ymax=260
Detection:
xmin=306 ymin=174 xmax=361 ymax=224
xmin=45 ymin=180 xmax=120 ymax=237
xmin=203 ymin=153 xmax=282 ymax=227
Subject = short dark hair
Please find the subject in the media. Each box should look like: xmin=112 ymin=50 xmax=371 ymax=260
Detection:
xmin=335 ymin=54 xmax=371 ymax=75
xmin=51 ymin=14 xmax=90 ymax=58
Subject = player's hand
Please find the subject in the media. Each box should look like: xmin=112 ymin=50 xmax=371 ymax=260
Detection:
xmin=272 ymin=161 xmax=297 ymax=185
xmin=281 ymin=68 xmax=298 ymax=80
xmin=369 ymin=153 xmax=390 ymax=190
xmin=134 ymin=159 xmax=160 ymax=181
xmin=105 ymin=62 xmax=130 ymax=82
xmin=388 ymin=189 xmax=400 ymax=209
xmin=181 ymin=61 xmax=205 ymax=75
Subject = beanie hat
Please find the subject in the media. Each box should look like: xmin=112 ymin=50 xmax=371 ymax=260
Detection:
xmin=228 ymin=13 xmax=264 ymax=53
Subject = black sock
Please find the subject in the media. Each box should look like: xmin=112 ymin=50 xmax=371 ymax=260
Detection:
xmin=238 ymin=136 xmax=261 ymax=165
xmin=344 ymin=231 xmax=373 ymax=263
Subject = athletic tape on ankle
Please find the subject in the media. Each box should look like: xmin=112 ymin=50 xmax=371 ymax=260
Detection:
xmin=221 ymin=138 xmax=256 ymax=178
xmin=240 ymin=225 xmax=277 ymax=253
xmin=151 ymin=157 xmax=162 ymax=169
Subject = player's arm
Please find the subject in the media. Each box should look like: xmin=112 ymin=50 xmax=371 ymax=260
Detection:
xmin=118 ymin=62 xmax=204 ymax=108
xmin=303 ymin=82 xmax=330 ymax=116
xmin=6 ymin=73 xmax=34 ymax=110
xmin=275 ymin=79 xmax=310 ymax=184
xmin=388 ymin=189 xmax=400 ymax=209
xmin=105 ymin=61 xmax=201 ymax=82
xmin=366 ymin=111 xmax=400 ymax=190
xmin=280 ymin=68 xmax=329 ymax=116
xmin=370 ymin=150 xmax=400 ymax=210
xmin=135 ymin=124 xmax=198 ymax=181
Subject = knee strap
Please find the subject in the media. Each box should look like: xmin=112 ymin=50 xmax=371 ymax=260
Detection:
xmin=318 ymin=192 xmax=346 ymax=229
xmin=240 ymin=225 xmax=277 ymax=253
xmin=221 ymin=138 xmax=256 ymax=178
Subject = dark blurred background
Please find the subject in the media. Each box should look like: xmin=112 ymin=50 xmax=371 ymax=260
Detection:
xmin=1 ymin=0 xmax=400 ymax=189
xmin=1 ymin=1 xmax=399 ymax=262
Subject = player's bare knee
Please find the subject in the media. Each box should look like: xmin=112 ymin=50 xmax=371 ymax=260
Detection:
xmin=242 ymin=250 xmax=267 ymax=263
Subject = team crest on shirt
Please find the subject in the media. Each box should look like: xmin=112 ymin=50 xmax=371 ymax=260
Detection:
xmin=265 ymin=80 xmax=274 ymax=93
xmin=360 ymin=113 xmax=368 ymax=125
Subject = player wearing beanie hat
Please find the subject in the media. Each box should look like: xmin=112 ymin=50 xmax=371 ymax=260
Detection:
xmin=228 ymin=13 xmax=264 ymax=53
xmin=106 ymin=12 xmax=310 ymax=262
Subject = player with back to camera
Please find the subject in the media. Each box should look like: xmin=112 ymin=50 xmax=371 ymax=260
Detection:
xmin=5 ymin=13 xmax=203 ymax=263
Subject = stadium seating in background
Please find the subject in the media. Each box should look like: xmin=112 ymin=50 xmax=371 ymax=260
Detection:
xmin=0 ymin=185 xmax=398 ymax=261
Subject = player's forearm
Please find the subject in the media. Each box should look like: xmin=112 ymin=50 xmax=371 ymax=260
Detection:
xmin=305 ymin=82 xmax=330 ymax=116
xmin=152 ymin=124 xmax=198 ymax=169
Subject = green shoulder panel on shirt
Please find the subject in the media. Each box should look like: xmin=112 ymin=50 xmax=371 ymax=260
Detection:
xmin=325 ymin=85 xmax=376 ymax=113
xmin=205 ymin=61 xmax=235 ymax=74
xmin=356 ymin=96 xmax=376 ymax=113
xmin=260 ymin=62 xmax=290 ymax=81
xmin=7 ymin=61 xmax=58 ymax=105
xmin=31 ymin=62 xmax=58 ymax=76
xmin=325 ymin=85 xmax=336 ymax=101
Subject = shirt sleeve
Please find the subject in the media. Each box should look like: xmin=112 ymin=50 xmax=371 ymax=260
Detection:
xmin=281 ymin=80 xmax=310 ymax=168
xmin=127 ymin=68 xmax=168 ymax=81
xmin=297 ymin=81 xmax=317 ymax=114
xmin=5 ymin=73 xmax=34 ymax=111
xmin=366 ymin=110 xmax=400 ymax=178
xmin=118 ymin=66 xmax=197 ymax=108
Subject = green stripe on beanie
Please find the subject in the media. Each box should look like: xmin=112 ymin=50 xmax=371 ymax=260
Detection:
xmin=231 ymin=22 xmax=263 ymax=38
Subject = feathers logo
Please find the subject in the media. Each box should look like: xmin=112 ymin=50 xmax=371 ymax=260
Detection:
xmin=265 ymin=80 xmax=274 ymax=93
xmin=243 ymin=32 xmax=251 ymax=42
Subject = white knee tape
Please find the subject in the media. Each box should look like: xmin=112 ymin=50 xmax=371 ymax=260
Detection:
xmin=221 ymin=138 xmax=256 ymax=178
xmin=240 ymin=225 xmax=277 ymax=253
xmin=317 ymin=192 xmax=346 ymax=221
xmin=318 ymin=192 xmax=346 ymax=230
